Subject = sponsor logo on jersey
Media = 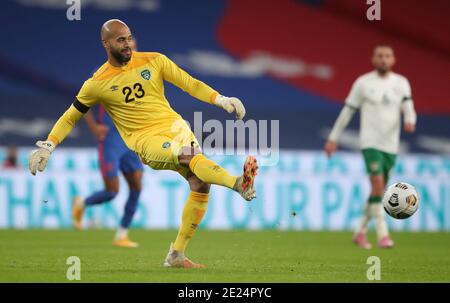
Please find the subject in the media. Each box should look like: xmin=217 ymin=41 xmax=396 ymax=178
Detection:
xmin=141 ymin=69 xmax=151 ymax=80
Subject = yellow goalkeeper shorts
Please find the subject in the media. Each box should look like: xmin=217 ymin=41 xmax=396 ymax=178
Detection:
xmin=134 ymin=120 xmax=200 ymax=178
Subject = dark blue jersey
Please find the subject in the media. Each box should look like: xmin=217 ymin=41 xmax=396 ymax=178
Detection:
xmin=97 ymin=105 xmax=143 ymax=178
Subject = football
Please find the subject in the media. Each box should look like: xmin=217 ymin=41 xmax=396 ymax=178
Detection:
xmin=382 ymin=182 xmax=420 ymax=219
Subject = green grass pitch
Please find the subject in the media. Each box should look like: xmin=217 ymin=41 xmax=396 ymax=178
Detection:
xmin=0 ymin=230 xmax=449 ymax=282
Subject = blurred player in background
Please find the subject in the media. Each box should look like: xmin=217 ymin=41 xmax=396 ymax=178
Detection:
xmin=72 ymin=106 xmax=143 ymax=248
xmin=72 ymin=42 xmax=143 ymax=248
xmin=324 ymin=45 xmax=417 ymax=249
xmin=28 ymin=19 xmax=258 ymax=268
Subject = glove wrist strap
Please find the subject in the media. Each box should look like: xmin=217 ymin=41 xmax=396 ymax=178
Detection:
xmin=36 ymin=140 xmax=55 ymax=153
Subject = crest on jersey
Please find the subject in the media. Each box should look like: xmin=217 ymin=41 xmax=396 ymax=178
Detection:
xmin=141 ymin=69 xmax=151 ymax=80
xmin=162 ymin=141 xmax=171 ymax=149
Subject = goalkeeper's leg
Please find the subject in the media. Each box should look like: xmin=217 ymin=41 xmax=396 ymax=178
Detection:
xmin=164 ymin=173 xmax=209 ymax=268
xmin=164 ymin=147 xmax=259 ymax=268
xmin=178 ymin=146 xmax=258 ymax=201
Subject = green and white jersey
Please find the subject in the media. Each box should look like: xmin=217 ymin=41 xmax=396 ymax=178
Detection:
xmin=345 ymin=71 xmax=412 ymax=154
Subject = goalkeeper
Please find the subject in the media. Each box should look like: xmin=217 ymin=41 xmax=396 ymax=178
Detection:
xmin=29 ymin=19 xmax=258 ymax=268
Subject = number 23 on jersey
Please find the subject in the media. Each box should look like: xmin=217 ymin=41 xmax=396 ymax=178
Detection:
xmin=122 ymin=82 xmax=145 ymax=103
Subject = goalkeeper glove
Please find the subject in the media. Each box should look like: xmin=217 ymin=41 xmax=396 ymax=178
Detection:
xmin=214 ymin=95 xmax=246 ymax=120
xmin=29 ymin=140 xmax=55 ymax=176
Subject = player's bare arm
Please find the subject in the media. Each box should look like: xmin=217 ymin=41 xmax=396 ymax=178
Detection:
xmin=402 ymin=98 xmax=417 ymax=133
xmin=325 ymin=105 xmax=357 ymax=158
xmin=83 ymin=110 xmax=109 ymax=141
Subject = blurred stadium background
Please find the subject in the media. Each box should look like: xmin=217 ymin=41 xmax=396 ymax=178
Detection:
xmin=1 ymin=0 xmax=449 ymax=232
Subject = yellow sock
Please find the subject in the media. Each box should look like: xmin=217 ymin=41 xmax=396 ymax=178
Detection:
xmin=189 ymin=154 xmax=237 ymax=189
xmin=173 ymin=191 xmax=209 ymax=252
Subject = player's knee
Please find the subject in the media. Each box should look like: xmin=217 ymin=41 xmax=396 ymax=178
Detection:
xmin=125 ymin=172 xmax=143 ymax=191
xmin=128 ymin=183 xmax=142 ymax=192
xmin=370 ymin=175 xmax=385 ymax=195
xmin=104 ymin=177 xmax=120 ymax=193
xmin=178 ymin=146 xmax=202 ymax=167
xmin=187 ymin=174 xmax=210 ymax=193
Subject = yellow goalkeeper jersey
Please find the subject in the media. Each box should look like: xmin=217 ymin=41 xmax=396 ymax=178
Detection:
xmin=48 ymin=51 xmax=219 ymax=150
